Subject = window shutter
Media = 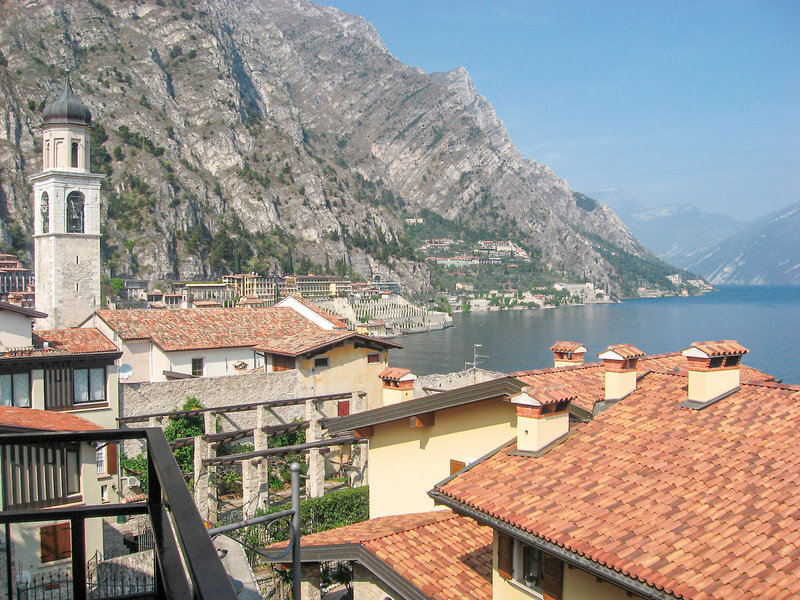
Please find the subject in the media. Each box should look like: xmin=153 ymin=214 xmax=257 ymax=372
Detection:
xmin=542 ymin=554 xmax=563 ymax=600
xmin=450 ymin=459 xmax=466 ymax=476
xmin=107 ymin=443 xmax=118 ymax=475
xmin=338 ymin=400 xmax=350 ymax=417
xmin=497 ymin=533 xmax=513 ymax=579
xmin=57 ymin=522 xmax=72 ymax=560
xmin=40 ymin=524 xmax=56 ymax=563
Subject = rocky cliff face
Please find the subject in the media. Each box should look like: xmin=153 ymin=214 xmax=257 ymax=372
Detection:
xmin=0 ymin=0 xmax=666 ymax=294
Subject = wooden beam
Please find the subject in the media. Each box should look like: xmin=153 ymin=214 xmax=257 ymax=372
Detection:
xmin=354 ymin=426 xmax=374 ymax=439
xmin=410 ymin=413 xmax=435 ymax=428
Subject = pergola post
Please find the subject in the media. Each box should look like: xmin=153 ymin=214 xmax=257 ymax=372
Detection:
xmin=305 ymin=399 xmax=324 ymax=498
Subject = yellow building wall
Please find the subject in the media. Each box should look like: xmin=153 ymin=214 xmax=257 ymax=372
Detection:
xmin=368 ymin=397 xmax=517 ymax=518
xmin=298 ymin=342 xmax=388 ymax=410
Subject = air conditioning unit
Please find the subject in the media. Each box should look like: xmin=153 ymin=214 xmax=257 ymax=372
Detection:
xmin=127 ymin=476 xmax=141 ymax=488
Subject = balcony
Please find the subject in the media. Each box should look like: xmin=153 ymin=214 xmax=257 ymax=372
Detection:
xmin=0 ymin=428 xmax=240 ymax=600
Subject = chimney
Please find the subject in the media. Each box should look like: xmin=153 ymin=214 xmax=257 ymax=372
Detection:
xmin=598 ymin=344 xmax=645 ymax=401
xmin=512 ymin=386 xmax=574 ymax=453
xmin=379 ymin=367 xmax=417 ymax=406
xmin=550 ymin=341 xmax=587 ymax=368
xmin=681 ymin=340 xmax=748 ymax=405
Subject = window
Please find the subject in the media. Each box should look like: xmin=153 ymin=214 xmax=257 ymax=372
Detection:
xmin=0 ymin=372 xmax=31 ymax=407
xmin=41 ymin=192 xmax=49 ymax=233
xmin=314 ymin=357 xmax=329 ymax=369
xmin=498 ymin=537 xmax=563 ymax=600
xmin=367 ymin=353 xmax=381 ymax=364
xmin=96 ymin=442 xmax=118 ymax=477
xmin=66 ymin=191 xmax=84 ymax=233
xmin=40 ymin=522 xmax=71 ymax=563
xmin=71 ymin=141 xmax=79 ymax=168
xmin=45 ymin=363 xmax=108 ymax=410
xmin=191 ymin=358 xmax=204 ymax=377
xmin=73 ymin=367 xmax=106 ymax=404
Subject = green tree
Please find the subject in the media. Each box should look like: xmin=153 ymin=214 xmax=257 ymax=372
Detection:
xmin=110 ymin=277 xmax=124 ymax=296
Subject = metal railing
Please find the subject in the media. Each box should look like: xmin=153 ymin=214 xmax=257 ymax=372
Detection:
xmin=0 ymin=428 xmax=242 ymax=600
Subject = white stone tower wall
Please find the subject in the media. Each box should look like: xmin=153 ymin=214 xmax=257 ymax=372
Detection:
xmin=42 ymin=124 xmax=90 ymax=171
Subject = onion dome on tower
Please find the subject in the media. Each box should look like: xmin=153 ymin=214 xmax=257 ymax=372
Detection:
xmin=42 ymin=70 xmax=92 ymax=126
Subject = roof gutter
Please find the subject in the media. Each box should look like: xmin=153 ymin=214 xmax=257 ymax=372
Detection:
xmin=428 ymin=490 xmax=681 ymax=600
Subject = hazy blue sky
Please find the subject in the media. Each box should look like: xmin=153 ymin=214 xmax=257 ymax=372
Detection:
xmin=326 ymin=1 xmax=799 ymax=222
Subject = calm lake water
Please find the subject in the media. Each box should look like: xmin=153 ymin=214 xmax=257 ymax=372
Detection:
xmin=391 ymin=285 xmax=800 ymax=384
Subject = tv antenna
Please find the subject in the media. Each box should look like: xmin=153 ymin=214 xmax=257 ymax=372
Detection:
xmin=465 ymin=343 xmax=489 ymax=370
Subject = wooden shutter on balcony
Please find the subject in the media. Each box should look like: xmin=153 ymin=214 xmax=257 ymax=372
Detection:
xmin=497 ymin=532 xmax=513 ymax=579
xmin=542 ymin=554 xmax=563 ymax=600
xmin=107 ymin=442 xmax=118 ymax=475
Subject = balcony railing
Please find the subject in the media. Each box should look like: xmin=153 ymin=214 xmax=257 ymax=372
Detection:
xmin=0 ymin=428 xmax=240 ymax=600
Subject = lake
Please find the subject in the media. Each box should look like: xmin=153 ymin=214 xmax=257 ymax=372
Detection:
xmin=391 ymin=285 xmax=800 ymax=384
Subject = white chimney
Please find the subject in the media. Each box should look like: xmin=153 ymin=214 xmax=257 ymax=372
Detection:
xmin=512 ymin=386 xmax=574 ymax=453
xmin=681 ymin=340 xmax=748 ymax=405
xmin=598 ymin=344 xmax=645 ymax=401
xmin=550 ymin=341 xmax=587 ymax=368
xmin=379 ymin=367 xmax=417 ymax=406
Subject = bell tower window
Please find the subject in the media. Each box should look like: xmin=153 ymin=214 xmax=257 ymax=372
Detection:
xmin=41 ymin=192 xmax=49 ymax=233
xmin=66 ymin=191 xmax=85 ymax=233
xmin=71 ymin=142 xmax=79 ymax=168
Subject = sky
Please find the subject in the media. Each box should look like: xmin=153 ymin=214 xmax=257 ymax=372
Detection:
xmin=325 ymin=1 xmax=800 ymax=222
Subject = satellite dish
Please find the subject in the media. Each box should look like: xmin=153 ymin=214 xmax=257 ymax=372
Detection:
xmin=119 ymin=364 xmax=133 ymax=380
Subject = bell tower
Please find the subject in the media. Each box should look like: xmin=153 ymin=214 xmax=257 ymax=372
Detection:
xmin=30 ymin=71 xmax=104 ymax=329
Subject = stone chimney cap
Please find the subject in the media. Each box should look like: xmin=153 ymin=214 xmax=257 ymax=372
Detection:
xmin=598 ymin=344 xmax=645 ymax=361
xmin=682 ymin=340 xmax=748 ymax=358
xmin=549 ymin=341 xmax=586 ymax=353
xmin=379 ymin=367 xmax=416 ymax=382
xmin=514 ymin=385 xmax=576 ymax=407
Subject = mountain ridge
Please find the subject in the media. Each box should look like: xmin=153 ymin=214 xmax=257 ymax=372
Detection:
xmin=0 ymin=0 xmax=678 ymax=296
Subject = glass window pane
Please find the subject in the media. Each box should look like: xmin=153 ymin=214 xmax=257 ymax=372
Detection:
xmin=96 ymin=447 xmax=106 ymax=475
xmin=73 ymin=369 xmax=89 ymax=403
xmin=66 ymin=448 xmax=80 ymax=495
xmin=0 ymin=375 xmax=11 ymax=406
xmin=89 ymin=368 xmax=106 ymax=402
xmin=13 ymin=373 xmax=30 ymax=407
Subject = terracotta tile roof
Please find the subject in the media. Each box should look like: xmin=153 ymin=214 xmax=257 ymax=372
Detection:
xmin=379 ymin=367 xmax=413 ymax=381
xmin=598 ymin=343 xmax=646 ymax=359
xmin=523 ymin=385 xmax=576 ymax=406
xmin=684 ymin=340 xmax=749 ymax=357
xmin=511 ymin=352 xmax=774 ymax=414
xmin=93 ymin=307 xmax=397 ymax=354
xmin=0 ymin=406 xmax=103 ymax=431
xmin=435 ymin=374 xmax=800 ymax=600
xmin=33 ymin=328 xmax=118 ymax=354
xmin=268 ymin=511 xmax=491 ymax=600
xmin=549 ymin=341 xmax=585 ymax=353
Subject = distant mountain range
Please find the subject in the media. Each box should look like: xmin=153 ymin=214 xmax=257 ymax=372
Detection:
xmin=683 ymin=201 xmax=800 ymax=285
xmin=598 ymin=190 xmax=800 ymax=285
xmin=0 ymin=0 xmax=678 ymax=297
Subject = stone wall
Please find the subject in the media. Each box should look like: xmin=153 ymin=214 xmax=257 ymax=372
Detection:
xmin=120 ymin=370 xmax=311 ymax=431
xmin=414 ymin=368 xmax=505 ymax=397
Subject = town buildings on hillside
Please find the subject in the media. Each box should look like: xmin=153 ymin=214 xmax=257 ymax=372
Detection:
xmin=268 ymin=340 xmax=799 ymax=600
xmin=0 ymin=300 xmax=122 ymax=581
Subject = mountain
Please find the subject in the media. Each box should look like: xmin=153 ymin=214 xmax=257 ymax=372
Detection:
xmin=682 ymin=201 xmax=800 ymax=285
xmin=595 ymin=190 xmax=743 ymax=269
xmin=0 ymin=0 xmax=676 ymax=296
